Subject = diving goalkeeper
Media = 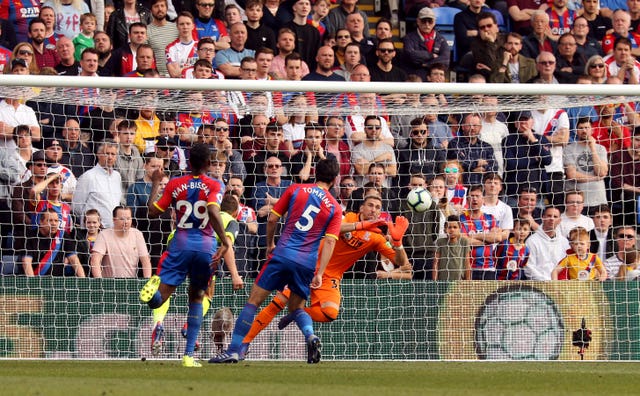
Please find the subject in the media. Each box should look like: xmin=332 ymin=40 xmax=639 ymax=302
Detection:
xmin=238 ymin=194 xmax=412 ymax=358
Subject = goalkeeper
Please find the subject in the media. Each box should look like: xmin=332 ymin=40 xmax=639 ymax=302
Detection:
xmin=150 ymin=192 xmax=244 ymax=355
xmin=239 ymin=194 xmax=411 ymax=356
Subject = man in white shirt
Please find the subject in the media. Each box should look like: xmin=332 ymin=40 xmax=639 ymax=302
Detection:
xmin=525 ymin=206 xmax=570 ymax=280
xmin=72 ymin=140 xmax=122 ymax=228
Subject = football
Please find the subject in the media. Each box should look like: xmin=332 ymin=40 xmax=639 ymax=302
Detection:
xmin=406 ymin=188 xmax=433 ymax=213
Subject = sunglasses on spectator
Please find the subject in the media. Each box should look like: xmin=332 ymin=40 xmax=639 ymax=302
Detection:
xmin=589 ymin=63 xmax=605 ymax=69
xmin=157 ymin=146 xmax=175 ymax=151
xmin=365 ymin=125 xmax=381 ymax=130
xmin=215 ymin=127 xmax=229 ymax=132
xmin=538 ymin=60 xmax=555 ymax=66
xmin=618 ymin=234 xmax=636 ymax=239
xmin=419 ymin=18 xmax=434 ymax=24
xmin=411 ymin=129 xmax=428 ymax=135
xmin=444 ymin=167 xmax=459 ymax=173
xmin=266 ymin=164 xmax=281 ymax=169
xmin=198 ymin=2 xmax=215 ymax=6
xmin=378 ymin=48 xmax=395 ymax=53
xmin=18 ymin=50 xmax=33 ymax=56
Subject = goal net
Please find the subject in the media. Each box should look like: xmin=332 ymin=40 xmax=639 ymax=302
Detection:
xmin=1 ymin=75 xmax=640 ymax=361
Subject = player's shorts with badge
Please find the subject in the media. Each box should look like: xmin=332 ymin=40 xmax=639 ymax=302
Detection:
xmin=257 ymin=255 xmax=315 ymax=299
xmin=158 ymin=249 xmax=214 ymax=290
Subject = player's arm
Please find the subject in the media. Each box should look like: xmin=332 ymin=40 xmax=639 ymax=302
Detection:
xmin=340 ymin=219 xmax=386 ymax=233
xmin=222 ymin=231 xmax=244 ymax=289
xmin=208 ymin=203 xmax=231 ymax=264
xmin=312 ymin=235 xmax=337 ymax=288
xmin=265 ymin=211 xmax=281 ymax=255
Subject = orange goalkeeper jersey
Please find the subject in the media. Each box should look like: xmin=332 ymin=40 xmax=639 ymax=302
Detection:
xmin=322 ymin=212 xmax=396 ymax=280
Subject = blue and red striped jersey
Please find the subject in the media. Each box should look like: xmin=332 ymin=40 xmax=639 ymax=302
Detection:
xmin=154 ymin=174 xmax=225 ymax=254
xmin=495 ymin=238 xmax=530 ymax=280
xmin=271 ymin=183 xmax=342 ymax=270
xmin=460 ymin=211 xmax=497 ymax=270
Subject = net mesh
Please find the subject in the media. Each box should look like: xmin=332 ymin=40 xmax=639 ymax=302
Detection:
xmin=1 ymin=78 xmax=640 ymax=361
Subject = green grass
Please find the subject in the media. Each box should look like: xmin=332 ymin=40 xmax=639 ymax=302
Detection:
xmin=1 ymin=361 xmax=640 ymax=395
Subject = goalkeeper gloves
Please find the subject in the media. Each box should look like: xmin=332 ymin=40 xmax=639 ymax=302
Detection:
xmin=387 ymin=216 xmax=409 ymax=247
xmin=355 ymin=219 xmax=386 ymax=233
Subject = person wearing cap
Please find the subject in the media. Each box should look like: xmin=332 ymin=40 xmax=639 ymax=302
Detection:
xmin=0 ymin=59 xmax=41 ymax=148
xmin=502 ymin=110 xmax=553 ymax=204
xmin=43 ymin=137 xmax=77 ymax=202
xmin=402 ymin=6 xmax=450 ymax=81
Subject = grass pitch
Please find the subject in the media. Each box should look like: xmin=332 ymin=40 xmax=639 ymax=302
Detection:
xmin=1 ymin=360 xmax=639 ymax=395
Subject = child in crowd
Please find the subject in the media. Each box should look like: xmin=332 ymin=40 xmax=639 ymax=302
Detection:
xmin=73 ymin=208 xmax=102 ymax=276
xmin=494 ymin=218 xmax=531 ymax=280
xmin=73 ymin=13 xmax=97 ymax=61
xmin=433 ymin=215 xmax=471 ymax=281
xmin=442 ymin=159 xmax=467 ymax=214
xmin=552 ymin=227 xmax=607 ymax=281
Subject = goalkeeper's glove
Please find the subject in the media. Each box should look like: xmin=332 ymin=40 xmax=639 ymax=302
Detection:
xmin=355 ymin=219 xmax=386 ymax=233
xmin=387 ymin=216 xmax=409 ymax=247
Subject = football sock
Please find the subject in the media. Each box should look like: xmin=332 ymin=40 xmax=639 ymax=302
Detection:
xmin=184 ymin=302 xmax=203 ymax=357
xmin=152 ymin=296 xmax=171 ymax=324
xmin=148 ymin=291 xmax=163 ymax=309
xmin=202 ymin=296 xmax=211 ymax=318
xmin=229 ymin=303 xmax=257 ymax=353
xmin=305 ymin=305 xmax=338 ymax=322
xmin=243 ymin=298 xmax=285 ymax=343
xmin=292 ymin=308 xmax=314 ymax=340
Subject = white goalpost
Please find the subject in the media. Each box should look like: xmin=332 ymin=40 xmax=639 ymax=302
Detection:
xmin=1 ymin=74 xmax=640 ymax=361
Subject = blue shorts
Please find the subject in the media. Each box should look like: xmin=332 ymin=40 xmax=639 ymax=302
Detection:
xmin=158 ymin=249 xmax=213 ymax=291
xmin=256 ymin=254 xmax=314 ymax=300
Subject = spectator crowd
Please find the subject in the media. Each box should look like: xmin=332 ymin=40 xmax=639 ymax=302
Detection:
xmin=2 ymin=0 xmax=640 ymax=282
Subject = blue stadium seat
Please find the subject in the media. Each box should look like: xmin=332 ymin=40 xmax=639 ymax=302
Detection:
xmin=433 ymin=7 xmax=462 ymax=48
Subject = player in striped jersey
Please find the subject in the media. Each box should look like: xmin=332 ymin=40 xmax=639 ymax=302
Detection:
xmin=459 ymin=185 xmax=505 ymax=280
xmin=210 ymin=158 xmax=344 ymax=364
xmin=494 ymin=219 xmax=531 ymax=280
xmin=237 ymin=194 xmax=411 ymax=358
xmin=139 ymin=144 xmax=230 ymax=368
xmin=150 ymin=192 xmax=244 ymax=356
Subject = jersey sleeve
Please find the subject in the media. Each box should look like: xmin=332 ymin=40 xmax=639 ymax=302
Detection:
xmin=271 ymin=185 xmax=294 ymax=217
xmin=206 ymin=178 xmax=225 ymax=207
xmin=324 ymin=200 xmax=342 ymax=240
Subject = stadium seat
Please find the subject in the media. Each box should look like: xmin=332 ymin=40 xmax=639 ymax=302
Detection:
xmin=433 ymin=7 xmax=462 ymax=49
